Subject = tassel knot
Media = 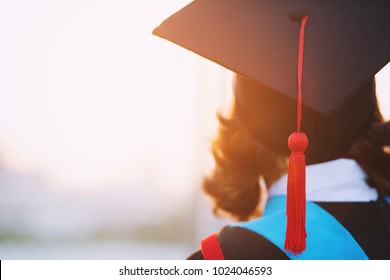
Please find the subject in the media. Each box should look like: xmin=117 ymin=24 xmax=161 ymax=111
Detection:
xmin=288 ymin=132 xmax=308 ymax=153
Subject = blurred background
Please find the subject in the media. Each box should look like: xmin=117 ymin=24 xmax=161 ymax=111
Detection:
xmin=0 ymin=0 xmax=389 ymax=259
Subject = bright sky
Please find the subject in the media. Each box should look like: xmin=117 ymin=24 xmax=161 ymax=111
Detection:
xmin=0 ymin=0 xmax=198 ymax=193
xmin=0 ymin=0 xmax=389 ymax=194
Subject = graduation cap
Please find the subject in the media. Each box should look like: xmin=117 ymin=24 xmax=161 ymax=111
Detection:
xmin=153 ymin=0 xmax=390 ymax=255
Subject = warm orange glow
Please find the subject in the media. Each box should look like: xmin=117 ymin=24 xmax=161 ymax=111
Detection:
xmin=376 ymin=62 xmax=390 ymax=120
xmin=0 ymin=1 xmax=205 ymax=194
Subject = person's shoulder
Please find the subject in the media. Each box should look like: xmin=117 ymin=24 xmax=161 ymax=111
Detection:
xmin=187 ymin=249 xmax=204 ymax=260
xmin=187 ymin=225 xmax=289 ymax=260
xmin=218 ymin=226 xmax=289 ymax=260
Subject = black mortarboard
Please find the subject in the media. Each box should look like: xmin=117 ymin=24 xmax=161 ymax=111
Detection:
xmin=153 ymin=0 xmax=390 ymax=255
xmin=153 ymin=0 xmax=390 ymax=163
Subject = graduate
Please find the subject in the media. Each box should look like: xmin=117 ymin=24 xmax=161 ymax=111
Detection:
xmin=153 ymin=0 xmax=390 ymax=259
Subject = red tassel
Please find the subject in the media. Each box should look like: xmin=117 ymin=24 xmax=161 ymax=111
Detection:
xmin=284 ymin=15 xmax=309 ymax=255
xmin=284 ymin=132 xmax=308 ymax=255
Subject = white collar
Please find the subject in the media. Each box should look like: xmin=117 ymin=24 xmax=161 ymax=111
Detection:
xmin=268 ymin=158 xmax=378 ymax=202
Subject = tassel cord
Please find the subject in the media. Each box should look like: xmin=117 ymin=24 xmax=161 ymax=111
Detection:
xmin=284 ymin=15 xmax=309 ymax=255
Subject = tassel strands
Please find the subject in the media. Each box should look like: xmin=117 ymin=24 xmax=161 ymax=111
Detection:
xmin=284 ymin=15 xmax=309 ymax=255
xmin=285 ymin=132 xmax=308 ymax=254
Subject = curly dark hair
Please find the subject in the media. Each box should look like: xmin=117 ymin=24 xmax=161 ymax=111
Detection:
xmin=203 ymin=99 xmax=390 ymax=221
